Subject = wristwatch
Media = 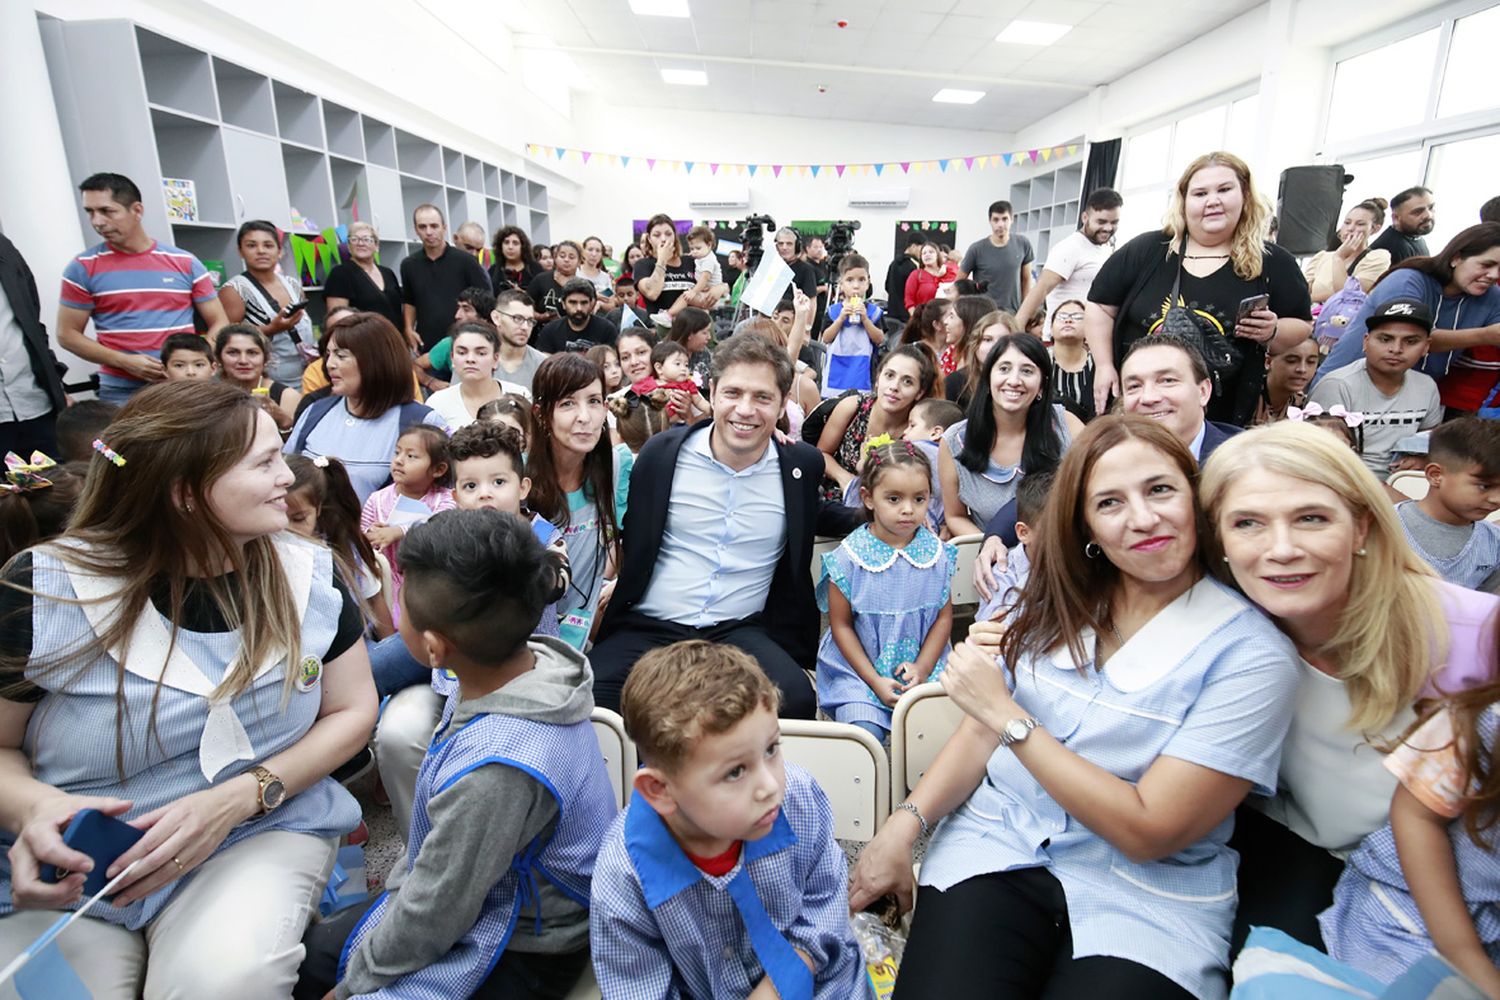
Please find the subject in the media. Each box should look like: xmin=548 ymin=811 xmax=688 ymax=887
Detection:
xmin=999 ymin=717 xmax=1038 ymax=748
xmin=248 ymin=765 xmax=286 ymax=814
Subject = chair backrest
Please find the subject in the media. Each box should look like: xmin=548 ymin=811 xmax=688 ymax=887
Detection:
xmin=778 ymin=719 xmax=889 ymax=843
xmin=947 ymin=532 xmax=983 ymax=608
xmin=1486 ymin=508 xmax=1500 ymax=524
xmin=1387 ymin=469 xmax=1429 ymax=500
xmin=810 ymin=535 xmax=841 ymax=585
xmin=891 ymin=683 xmax=965 ymax=803
xmin=590 ymin=707 xmax=636 ymax=810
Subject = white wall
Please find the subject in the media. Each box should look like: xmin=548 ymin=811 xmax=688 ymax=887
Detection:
xmin=547 ymin=97 xmax=1030 ymax=281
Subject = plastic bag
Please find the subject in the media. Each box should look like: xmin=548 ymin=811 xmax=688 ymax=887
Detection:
xmin=852 ymin=904 xmax=907 ymax=1000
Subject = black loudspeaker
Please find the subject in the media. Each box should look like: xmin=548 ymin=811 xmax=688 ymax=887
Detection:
xmin=1276 ymin=165 xmax=1352 ymax=255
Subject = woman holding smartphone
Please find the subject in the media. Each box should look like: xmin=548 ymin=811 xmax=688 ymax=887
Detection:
xmin=1084 ymin=152 xmax=1312 ymax=427
xmin=219 ymin=220 xmax=315 ymax=385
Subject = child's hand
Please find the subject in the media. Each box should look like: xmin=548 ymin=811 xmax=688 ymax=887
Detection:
xmin=365 ymin=524 xmax=403 ymax=548
xmin=894 ymin=661 xmax=926 ymax=686
xmin=872 ymin=675 xmax=905 ymax=708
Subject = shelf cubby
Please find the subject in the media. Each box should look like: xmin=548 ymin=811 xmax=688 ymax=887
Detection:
xmin=527 ymin=180 xmax=547 ymax=214
xmin=483 ymin=163 xmax=500 ymax=198
xmin=362 ymin=117 xmax=398 ymax=170
xmin=395 ymin=129 xmax=442 ymax=183
xmin=466 ymin=157 xmax=484 ymax=193
xmin=281 ymin=144 xmax=334 ymax=233
xmin=273 ymin=81 xmax=323 ymax=148
xmin=323 ymin=101 xmax=364 ymax=160
xmin=213 ymin=59 xmax=274 ymax=134
xmin=442 ymin=147 xmax=463 ymax=188
xmin=136 ymin=27 xmax=217 ymax=119
xmin=151 ymin=108 xmax=234 ymax=225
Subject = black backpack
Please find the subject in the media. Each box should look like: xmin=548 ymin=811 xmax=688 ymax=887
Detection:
xmin=800 ymin=388 xmax=861 ymax=446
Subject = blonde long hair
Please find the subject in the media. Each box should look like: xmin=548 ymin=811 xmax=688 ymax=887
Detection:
xmin=1200 ymin=422 xmax=1442 ymax=732
xmin=1163 ymin=151 xmax=1271 ymax=282
xmin=3 ymin=382 xmax=303 ymax=771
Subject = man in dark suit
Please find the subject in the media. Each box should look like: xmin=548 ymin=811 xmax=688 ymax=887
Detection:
xmin=0 ymin=235 xmax=69 ymax=456
xmin=591 ymin=333 xmax=858 ymax=717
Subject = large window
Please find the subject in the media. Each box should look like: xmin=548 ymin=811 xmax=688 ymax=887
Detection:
xmin=1324 ymin=3 xmax=1500 ymax=251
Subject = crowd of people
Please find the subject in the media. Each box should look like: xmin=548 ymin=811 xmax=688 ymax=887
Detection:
xmin=0 ymin=155 xmax=1498 ymax=999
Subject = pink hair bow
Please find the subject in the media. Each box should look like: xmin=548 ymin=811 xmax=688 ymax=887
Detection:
xmin=1287 ymin=401 xmax=1364 ymax=428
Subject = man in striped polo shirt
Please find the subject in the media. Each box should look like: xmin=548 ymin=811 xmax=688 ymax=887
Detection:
xmin=57 ymin=173 xmax=227 ymax=403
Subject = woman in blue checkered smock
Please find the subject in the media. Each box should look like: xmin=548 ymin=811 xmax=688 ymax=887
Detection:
xmin=848 ymin=415 xmax=1302 ymax=1000
xmin=0 ymin=382 xmax=377 ymax=998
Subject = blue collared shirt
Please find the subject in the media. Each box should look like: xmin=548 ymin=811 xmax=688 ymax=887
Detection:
xmin=1188 ymin=419 xmax=1207 ymax=462
xmin=589 ymin=765 xmax=870 ymax=1000
xmin=634 ymin=428 xmax=787 ymax=627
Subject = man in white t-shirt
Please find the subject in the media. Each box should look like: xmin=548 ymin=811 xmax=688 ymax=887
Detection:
xmin=1015 ymin=188 xmax=1122 ymax=340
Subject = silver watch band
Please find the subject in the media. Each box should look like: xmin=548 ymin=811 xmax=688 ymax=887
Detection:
xmin=895 ymin=800 xmax=930 ymax=838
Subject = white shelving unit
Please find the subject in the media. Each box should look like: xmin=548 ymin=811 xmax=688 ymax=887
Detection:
xmin=1009 ymin=159 xmax=1085 ymax=263
xmin=38 ymin=17 xmax=548 ymax=286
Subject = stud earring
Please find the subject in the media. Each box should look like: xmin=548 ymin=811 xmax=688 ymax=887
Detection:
xmin=1355 ymin=547 xmax=1368 ymax=557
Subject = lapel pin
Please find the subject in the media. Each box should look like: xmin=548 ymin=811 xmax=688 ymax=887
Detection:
xmin=792 ymin=467 xmax=802 ymax=480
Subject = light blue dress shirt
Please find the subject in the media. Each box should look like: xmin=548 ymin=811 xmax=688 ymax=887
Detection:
xmin=634 ymin=429 xmax=787 ymax=627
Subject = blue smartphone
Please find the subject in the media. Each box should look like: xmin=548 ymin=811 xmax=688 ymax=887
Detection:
xmin=39 ymin=808 xmax=144 ymax=897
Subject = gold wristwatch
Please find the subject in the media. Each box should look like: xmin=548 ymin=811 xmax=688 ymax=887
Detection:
xmin=248 ymin=765 xmax=286 ymax=814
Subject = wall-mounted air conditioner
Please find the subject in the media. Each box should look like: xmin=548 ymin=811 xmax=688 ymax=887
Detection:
xmin=688 ymin=187 xmax=751 ymax=210
xmin=848 ymin=186 xmax=911 ymax=209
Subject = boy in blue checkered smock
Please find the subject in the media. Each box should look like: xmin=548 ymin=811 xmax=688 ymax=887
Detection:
xmin=590 ymin=641 xmax=872 ymax=1000
xmin=299 ymin=509 xmax=618 ymax=999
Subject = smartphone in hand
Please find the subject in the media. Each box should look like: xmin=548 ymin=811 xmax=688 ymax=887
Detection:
xmin=40 ymin=808 xmax=144 ymax=897
xmin=1236 ymin=293 xmax=1269 ymax=321
xmin=283 ymin=299 xmax=312 ymax=317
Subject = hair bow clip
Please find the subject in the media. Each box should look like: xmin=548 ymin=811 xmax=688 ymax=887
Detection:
xmin=92 ymin=438 xmax=126 ymax=467
xmin=313 ymin=455 xmax=330 ymax=469
xmin=0 ymin=451 xmax=57 ymax=493
xmin=1286 ymin=402 xmax=1323 ymax=422
xmin=1326 ymin=404 xmax=1365 ymax=428
xmin=862 ymin=433 xmax=894 ymax=458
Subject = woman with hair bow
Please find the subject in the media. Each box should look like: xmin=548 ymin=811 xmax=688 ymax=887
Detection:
xmin=0 ymin=451 xmax=83 ymax=566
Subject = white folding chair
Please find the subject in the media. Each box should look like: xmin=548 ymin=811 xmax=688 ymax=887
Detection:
xmin=1387 ymin=469 xmax=1429 ymax=500
xmin=567 ymin=711 xmax=636 ymax=1000
xmin=947 ymin=532 xmax=984 ymax=609
xmin=890 ymin=682 xmax=965 ymax=804
xmin=778 ymin=719 xmax=890 ymax=843
xmin=590 ymin=707 xmax=636 ymax=811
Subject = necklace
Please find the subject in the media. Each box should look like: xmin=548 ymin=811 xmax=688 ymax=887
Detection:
xmin=1183 ymin=253 xmax=1229 ymax=259
xmin=1107 ymin=621 xmax=1124 ymax=644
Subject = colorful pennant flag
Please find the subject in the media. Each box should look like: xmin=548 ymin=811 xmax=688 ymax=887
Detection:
xmin=524 ymin=142 xmax=1084 ymax=178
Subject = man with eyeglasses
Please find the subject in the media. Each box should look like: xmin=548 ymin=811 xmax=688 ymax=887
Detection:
xmin=1015 ymin=188 xmax=1123 ymax=341
xmin=490 ymin=288 xmax=549 ymax=393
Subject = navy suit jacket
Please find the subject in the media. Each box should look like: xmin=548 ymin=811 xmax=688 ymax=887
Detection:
xmin=598 ymin=421 xmax=858 ymax=668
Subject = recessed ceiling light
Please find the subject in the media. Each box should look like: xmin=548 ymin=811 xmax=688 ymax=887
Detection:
xmin=629 ymin=0 xmax=690 ymax=16
xmin=994 ymin=20 xmax=1072 ymax=45
xmin=661 ymin=68 xmax=708 ymax=86
xmin=932 ymin=88 xmax=985 ymax=104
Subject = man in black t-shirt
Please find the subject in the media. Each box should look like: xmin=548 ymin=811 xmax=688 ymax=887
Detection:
xmin=1367 ymin=186 xmax=1435 ymax=265
xmin=534 ymin=278 xmax=619 ymax=353
xmin=772 ymin=227 xmax=819 ymax=299
xmin=633 ymin=213 xmax=697 ymax=319
xmin=400 ymin=204 xmax=491 ymax=352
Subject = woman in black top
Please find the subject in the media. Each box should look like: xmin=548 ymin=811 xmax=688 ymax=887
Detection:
xmin=1086 ymin=151 xmax=1312 ymax=426
xmin=323 ymin=221 xmax=402 ymax=328
xmin=1048 ymin=299 xmax=1096 ymax=421
xmin=489 ymin=224 xmax=539 ymax=293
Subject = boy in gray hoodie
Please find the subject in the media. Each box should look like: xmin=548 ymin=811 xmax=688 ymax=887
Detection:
xmin=298 ymin=508 xmax=619 ymax=999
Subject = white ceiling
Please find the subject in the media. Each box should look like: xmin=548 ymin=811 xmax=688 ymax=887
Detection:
xmin=504 ymin=0 xmax=1267 ymax=132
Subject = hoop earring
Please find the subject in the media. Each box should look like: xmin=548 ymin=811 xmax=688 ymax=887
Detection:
xmin=1084 ymin=541 xmax=1101 ymax=559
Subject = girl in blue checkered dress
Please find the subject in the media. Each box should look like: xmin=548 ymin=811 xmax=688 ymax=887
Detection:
xmin=1320 ymin=677 xmax=1500 ymax=994
xmin=816 ymin=439 xmax=957 ymax=742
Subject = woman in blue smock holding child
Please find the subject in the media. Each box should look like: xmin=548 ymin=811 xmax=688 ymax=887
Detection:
xmin=850 ymin=414 xmax=1301 ymax=1000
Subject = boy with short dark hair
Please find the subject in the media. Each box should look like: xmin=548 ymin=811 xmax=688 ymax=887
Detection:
xmin=977 ymin=470 xmax=1054 ymax=621
xmin=159 ymin=332 xmax=214 ymax=380
xmin=884 ymin=397 xmax=965 ymax=531
xmin=1397 ymin=417 xmax=1500 ymax=590
xmin=302 ymin=509 xmax=615 ymax=999
xmin=1310 ymin=297 xmax=1443 ymax=475
xmin=54 ymin=399 xmax=119 ymax=463
xmin=590 ymin=641 xmax=870 ymax=1000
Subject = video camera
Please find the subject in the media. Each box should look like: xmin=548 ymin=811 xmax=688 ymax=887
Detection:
xmin=739 ymin=213 xmax=776 ymax=271
xmin=825 ymin=219 xmax=861 ymax=272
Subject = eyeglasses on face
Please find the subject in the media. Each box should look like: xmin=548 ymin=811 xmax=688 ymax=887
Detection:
xmin=1055 ymin=311 xmax=1085 ymax=323
xmin=498 ymin=312 xmax=536 ymax=327
xmin=348 ymin=236 xmax=376 ymax=245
